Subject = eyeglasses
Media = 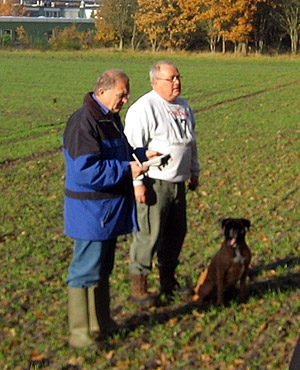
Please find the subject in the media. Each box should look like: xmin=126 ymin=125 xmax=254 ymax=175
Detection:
xmin=116 ymin=93 xmax=130 ymax=99
xmin=156 ymin=75 xmax=181 ymax=83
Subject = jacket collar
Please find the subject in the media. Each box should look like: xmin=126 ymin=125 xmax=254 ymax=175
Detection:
xmin=84 ymin=92 xmax=112 ymax=120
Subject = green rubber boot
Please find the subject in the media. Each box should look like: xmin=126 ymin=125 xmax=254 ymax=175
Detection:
xmin=94 ymin=277 xmax=118 ymax=338
xmin=68 ymin=287 xmax=94 ymax=348
xmin=88 ymin=285 xmax=100 ymax=334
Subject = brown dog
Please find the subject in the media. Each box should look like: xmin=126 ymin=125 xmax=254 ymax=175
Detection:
xmin=192 ymin=218 xmax=251 ymax=305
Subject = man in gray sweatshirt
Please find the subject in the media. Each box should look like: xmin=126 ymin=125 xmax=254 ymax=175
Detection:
xmin=124 ymin=60 xmax=200 ymax=304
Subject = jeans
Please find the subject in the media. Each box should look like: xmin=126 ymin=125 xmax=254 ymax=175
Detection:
xmin=67 ymin=239 xmax=116 ymax=288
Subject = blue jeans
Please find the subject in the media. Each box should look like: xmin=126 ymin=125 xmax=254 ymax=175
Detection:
xmin=67 ymin=239 xmax=116 ymax=288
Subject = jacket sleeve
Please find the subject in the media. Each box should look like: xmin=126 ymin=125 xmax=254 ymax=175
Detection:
xmin=64 ymin=112 xmax=132 ymax=192
xmin=73 ymin=153 xmax=131 ymax=191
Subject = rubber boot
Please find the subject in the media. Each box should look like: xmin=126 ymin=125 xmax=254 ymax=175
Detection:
xmin=130 ymin=274 xmax=155 ymax=305
xmin=88 ymin=285 xmax=100 ymax=334
xmin=68 ymin=287 xmax=94 ymax=348
xmin=94 ymin=277 xmax=118 ymax=338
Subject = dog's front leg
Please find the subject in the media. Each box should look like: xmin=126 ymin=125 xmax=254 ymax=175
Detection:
xmin=193 ymin=269 xmax=208 ymax=297
xmin=239 ymin=268 xmax=248 ymax=303
xmin=216 ymin=267 xmax=225 ymax=306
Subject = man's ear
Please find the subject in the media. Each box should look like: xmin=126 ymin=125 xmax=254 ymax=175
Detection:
xmin=97 ymin=88 xmax=106 ymax=97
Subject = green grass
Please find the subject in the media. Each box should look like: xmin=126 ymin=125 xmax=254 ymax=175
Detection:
xmin=0 ymin=50 xmax=299 ymax=369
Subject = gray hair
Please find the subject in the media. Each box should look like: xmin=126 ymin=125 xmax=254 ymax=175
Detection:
xmin=94 ymin=69 xmax=129 ymax=94
xmin=149 ymin=60 xmax=178 ymax=85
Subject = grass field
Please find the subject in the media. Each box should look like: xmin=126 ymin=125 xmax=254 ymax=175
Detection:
xmin=0 ymin=50 xmax=299 ymax=369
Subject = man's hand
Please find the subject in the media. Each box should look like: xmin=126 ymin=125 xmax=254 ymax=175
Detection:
xmin=134 ymin=184 xmax=147 ymax=203
xmin=130 ymin=162 xmax=148 ymax=179
xmin=188 ymin=175 xmax=199 ymax=191
xmin=145 ymin=150 xmax=162 ymax=160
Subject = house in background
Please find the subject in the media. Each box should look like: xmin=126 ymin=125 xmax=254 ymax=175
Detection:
xmin=23 ymin=0 xmax=101 ymax=19
xmin=0 ymin=0 xmax=100 ymax=44
xmin=0 ymin=16 xmax=95 ymax=44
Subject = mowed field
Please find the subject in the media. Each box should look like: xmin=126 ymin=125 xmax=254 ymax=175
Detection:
xmin=0 ymin=50 xmax=299 ymax=369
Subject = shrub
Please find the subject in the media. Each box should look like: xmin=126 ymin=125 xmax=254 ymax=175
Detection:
xmin=1 ymin=32 xmax=12 ymax=47
xmin=16 ymin=26 xmax=30 ymax=47
xmin=49 ymin=25 xmax=94 ymax=50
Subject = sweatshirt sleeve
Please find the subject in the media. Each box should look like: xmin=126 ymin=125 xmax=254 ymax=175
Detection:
xmin=124 ymin=101 xmax=151 ymax=148
xmin=190 ymin=109 xmax=201 ymax=176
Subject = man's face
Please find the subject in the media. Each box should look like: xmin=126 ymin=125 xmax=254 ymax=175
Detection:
xmin=97 ymin=78 xmax=130 ymax=113
xmin=152 ymin=64 xmax=181 ymax=102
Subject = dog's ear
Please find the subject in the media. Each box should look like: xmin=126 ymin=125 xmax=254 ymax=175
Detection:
xmin=220 ymin=218 xmax=230 ymax=229
xmin=241 ymin=219 xmax=251 ymax=230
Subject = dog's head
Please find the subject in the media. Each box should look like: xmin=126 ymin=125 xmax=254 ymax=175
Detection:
xmin=221 ymin=218 xmax=251 ymax=246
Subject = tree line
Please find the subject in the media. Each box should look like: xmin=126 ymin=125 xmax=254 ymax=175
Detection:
xmin=95 ymin=0 xmax=300 ymax=54
xmin=1 ymin=0 xmax=299 ymax=54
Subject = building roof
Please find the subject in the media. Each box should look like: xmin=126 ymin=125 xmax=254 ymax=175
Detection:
xmin=0 ymin=16 xmax=94 ymax=23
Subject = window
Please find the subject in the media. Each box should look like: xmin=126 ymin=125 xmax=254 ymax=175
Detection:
xmin=47 ymin=29 xmax=54 ymax=41
xmin=4 ymin=29 xmax=13 ymax=39
xmin=44 ymin=10 xmax=60 ymax=17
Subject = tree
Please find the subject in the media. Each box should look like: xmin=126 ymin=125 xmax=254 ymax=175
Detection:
xmin=275 ymin=0 xmax=300 ymax=54
xmin=229 ymin=0 xmax=260 ymax=53
xmin=252 ymin=1 xmax=277 ymax=53
xmin=50 ymin=25 xmax=94 ymax=50
xmin=197 ymin=0 xmax=267 ymax=53
xmin=135 ymin=0 xmax=199 ymax=51
xmin=94 ymin=0 xmax=138 ymax=50
xmin=16 ymin=26 xmax=29 ymax=46
xmin=134 ymin=0 xmax=167 ymax=51
xmin=0 ymin=0 xmax=26 ymax=16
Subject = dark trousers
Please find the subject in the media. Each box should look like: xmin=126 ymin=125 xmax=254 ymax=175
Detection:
xmin=130 ymin=178 xmax=186 ymax=275
xmin=290 ymin=334 xmax=300 ymax=370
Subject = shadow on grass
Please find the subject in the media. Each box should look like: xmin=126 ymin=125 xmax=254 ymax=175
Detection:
xmin=249 ymin=256 xmax=300 ymax=277
xmin=247 ymin=255 xmax=300 ymax=299
xmin=102 ymin=256 xmax=300 ymax=350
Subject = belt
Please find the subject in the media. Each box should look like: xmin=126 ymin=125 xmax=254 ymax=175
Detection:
xmin=65 ymin=188 xmax=123 ymax=200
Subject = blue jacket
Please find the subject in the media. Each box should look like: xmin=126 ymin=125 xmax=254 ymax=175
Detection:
xmin=63 ymin=93 xmax=147 ymax=241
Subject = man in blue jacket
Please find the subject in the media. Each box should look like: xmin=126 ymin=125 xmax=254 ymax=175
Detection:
xmin=63 ymin=69 xmax=157 ymax=348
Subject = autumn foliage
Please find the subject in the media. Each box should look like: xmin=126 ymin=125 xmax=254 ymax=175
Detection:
xmin=16 ymin=26 xmax=30 ymax=46
xmin=134 ymin=0 xmax=200 ymax=51
xmin=134 ymin=0 xmax=269 ymax=52
xmin=94 ymin=0 xmax=136 ymax=49
xmin=49 ymin=25 xmax=94 ymax=50
xmin=196 ymin=0 xmax=268 ymax=52
xmin=0 ymin=0 xmax=299 ymax=53
xmin=93 ymin=0 xmax=276 ymax=52
xmin=0 ymin=0 xmax=26 ymax=16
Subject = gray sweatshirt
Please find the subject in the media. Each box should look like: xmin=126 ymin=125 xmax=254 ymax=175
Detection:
xmin=124 ymin=90 xmax=200 ymax=185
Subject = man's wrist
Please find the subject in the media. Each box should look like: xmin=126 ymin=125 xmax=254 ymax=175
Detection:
xmin=133 ymin=179 xmax=144 ymax=186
